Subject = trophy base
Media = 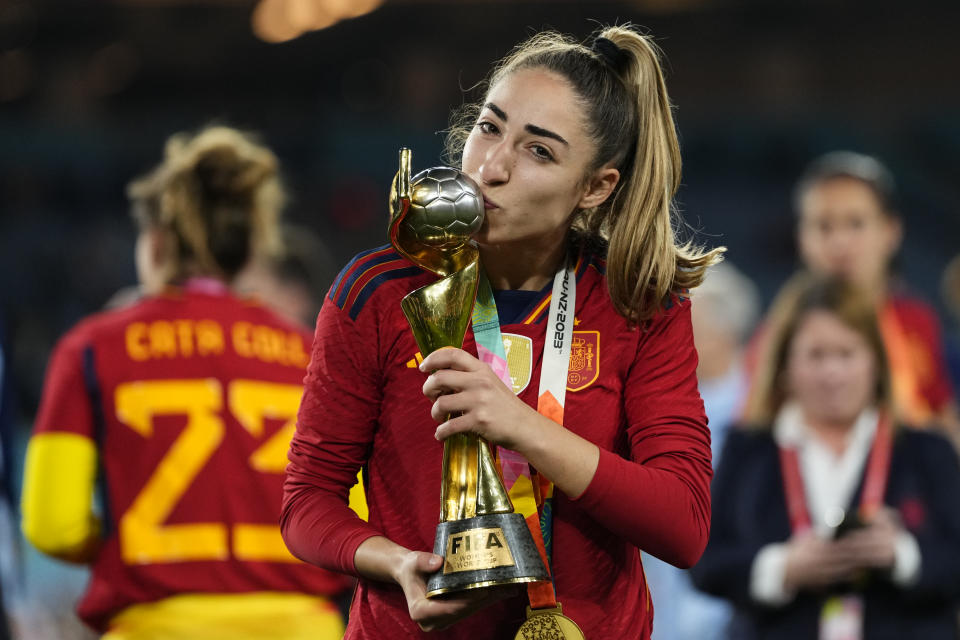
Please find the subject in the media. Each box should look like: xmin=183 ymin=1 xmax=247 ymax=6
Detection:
xmin=425 ymin=513 xmax=549 ymax=598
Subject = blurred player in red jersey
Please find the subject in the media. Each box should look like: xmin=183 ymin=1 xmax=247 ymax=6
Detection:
xmin=20 ymin=126 xmax=352 ymax=639
xmin=792 ymin=152 xmax=959 ymax=433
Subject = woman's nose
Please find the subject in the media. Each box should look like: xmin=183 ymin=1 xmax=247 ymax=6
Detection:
xmin=478 ymin=141 xmax=511 ymax=185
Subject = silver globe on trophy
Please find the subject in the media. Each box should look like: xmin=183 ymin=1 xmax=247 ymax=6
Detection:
xmin=388 ymin=148 xmax=549 ymax=597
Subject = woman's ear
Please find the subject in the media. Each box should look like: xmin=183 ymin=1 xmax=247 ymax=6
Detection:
xmin=149 ymin=228 xmax=168 ymax=265
xmin=578 ymin=167 xmax=620 ymax=210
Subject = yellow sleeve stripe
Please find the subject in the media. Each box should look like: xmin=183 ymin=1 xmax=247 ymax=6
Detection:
xmin=21 ymin=432 xmax=99 ymax=559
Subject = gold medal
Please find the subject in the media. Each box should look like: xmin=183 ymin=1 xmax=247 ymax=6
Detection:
xmin=514 ymin=604 xmax=586 ymax=640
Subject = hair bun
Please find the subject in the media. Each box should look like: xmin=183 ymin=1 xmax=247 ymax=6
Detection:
xmin=128 ymin=125 xmax=285 ymax=281
xmin=165 ymin=127 xmax=277 ymax=202
xmin=192 ymin=140 xmax=276 ymax=205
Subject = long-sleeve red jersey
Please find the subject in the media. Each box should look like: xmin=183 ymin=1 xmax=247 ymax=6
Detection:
xmin=282 ymin=245 xmax=712 ymax=639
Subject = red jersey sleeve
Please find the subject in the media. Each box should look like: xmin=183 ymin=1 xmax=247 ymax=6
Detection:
xmin=894 ymin=297 xmax=956 ymax=412
xmin=571 ymin=298 xmax=712 ymax=568
xmin=281 ymin=297 xmax=383 ymax=575
xmin=34 ymin=328 xmax=96 ymax=439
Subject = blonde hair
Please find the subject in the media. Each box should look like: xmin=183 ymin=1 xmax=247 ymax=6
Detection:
xmin=743 ymin=272 xmax=893 ymax=426
xmin=127 ymin=125 xmax=284 ymax=283
xmin=445 ymin=25 xmax=724 ymax=323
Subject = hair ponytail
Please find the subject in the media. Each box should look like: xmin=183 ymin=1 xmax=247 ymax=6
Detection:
xmin=445 ymin=24 xmax=724 ymax=323
xmin=600 ymin=26 xmax=722 ymax=323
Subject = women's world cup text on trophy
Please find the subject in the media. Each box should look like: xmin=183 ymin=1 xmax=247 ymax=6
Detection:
xmin=388 ymin=148 xmax=549 ymax=597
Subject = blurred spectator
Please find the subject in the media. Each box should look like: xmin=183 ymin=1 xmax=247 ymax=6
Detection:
xmin=693 ymin=274 xmax=960 ymax=639
xmin=644 ymin=262 xmax=759 ymax=640
xmin=233 ymin=223 xmax=338 ymax=329
xmin=690 ymin=262 xmax=762 ymax=460
xmin=791 ymin=151 xmax=958 ymax=432
xmin=20 ymin=126 xmax=352 ymax=639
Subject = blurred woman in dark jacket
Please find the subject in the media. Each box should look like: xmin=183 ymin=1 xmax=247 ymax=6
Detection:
xmin=692 ymin=274 xmax=960 ymax=640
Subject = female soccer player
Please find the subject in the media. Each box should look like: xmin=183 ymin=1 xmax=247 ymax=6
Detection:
xmin=792 ymin=151 xmax=958 ymax=431
xmin=282 ymin=25 xmax=724 ymax=638
xmin=22 ymin=126 xmax=351 ymax=639
xmin=693 ymin=275 xmax=960 ymax=639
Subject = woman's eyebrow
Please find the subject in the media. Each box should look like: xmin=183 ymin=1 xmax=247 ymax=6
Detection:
xmin=484 ymin=102 xmax=508 ymax=121
xmin=483 ymin=102 xmax=569 ymax=146
xmin=525 ymin=124 xmax=568 ymax=147
xmin=483 ymin=102 xmax=570 ymax=147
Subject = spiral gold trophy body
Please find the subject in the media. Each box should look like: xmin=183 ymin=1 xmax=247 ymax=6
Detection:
xmin=388 ymin=148 xmax=549 ymax=597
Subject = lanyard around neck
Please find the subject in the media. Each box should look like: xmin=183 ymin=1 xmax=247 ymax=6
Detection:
xmin=778 ymin=413 xmax=894 ymax=533
xmin=471 ymin=260 xmax=576 ymax=610
xmin=472 ymin=263 xmax=576 ymax=411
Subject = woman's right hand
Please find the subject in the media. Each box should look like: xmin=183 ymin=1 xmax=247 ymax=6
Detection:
xmin=782 ymin=531 xmax=855 ymax=591
xmin=393 ymin=550 xmax=518 ymax=631
xmin=356 ymin=537 xmax=519 ymax=632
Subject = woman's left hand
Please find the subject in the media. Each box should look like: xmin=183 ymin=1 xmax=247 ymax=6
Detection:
xmin=420 ymin=347 xmax=543 ymax=451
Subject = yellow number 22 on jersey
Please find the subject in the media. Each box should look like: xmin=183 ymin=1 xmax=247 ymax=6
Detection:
xmin=115 ymin=378 xmax=301 ymax=565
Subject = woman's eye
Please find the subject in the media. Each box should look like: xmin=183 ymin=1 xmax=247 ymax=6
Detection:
xmin=531 ymin=145 xmax=554 ymax=161
xmin=476 ymin=121 xmax=499 ymax=135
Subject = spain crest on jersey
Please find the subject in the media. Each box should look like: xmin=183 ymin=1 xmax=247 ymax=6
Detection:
xmin=502 ymin=333 xmax=533 ymax=394
xmin=566 ymin=331 xmax=599 ymax=392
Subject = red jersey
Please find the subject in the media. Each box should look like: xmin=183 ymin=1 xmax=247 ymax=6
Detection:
xmin=282 ymin=245 xmax=712 ymax=639
xmin=30 ymin=285 xmax=351 ymax=630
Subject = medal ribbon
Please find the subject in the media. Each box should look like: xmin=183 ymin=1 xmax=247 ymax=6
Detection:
xmin=778 ymin=413 xmax=894 ymax=533
xmin=471 ymin=261 xmax=576 ymax=611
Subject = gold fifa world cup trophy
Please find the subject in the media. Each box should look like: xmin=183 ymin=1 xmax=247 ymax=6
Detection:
xmin=389 ymin=148 xmax=549 ymax=597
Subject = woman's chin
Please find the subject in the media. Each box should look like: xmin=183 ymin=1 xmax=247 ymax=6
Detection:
xmin=474 ymin=232 xmax=513 ymax=250
xmin=811 ymin=407 xmax=864 ymax=430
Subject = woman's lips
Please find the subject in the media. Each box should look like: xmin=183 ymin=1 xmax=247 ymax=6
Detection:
xmin=482 ymin=194 xmax=499 ymax=210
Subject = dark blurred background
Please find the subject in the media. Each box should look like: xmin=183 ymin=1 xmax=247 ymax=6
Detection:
xmin=3 ymin=0 xmax=960 ymax=413
xmin=0 ymin=2 xmax=958 ymax=633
